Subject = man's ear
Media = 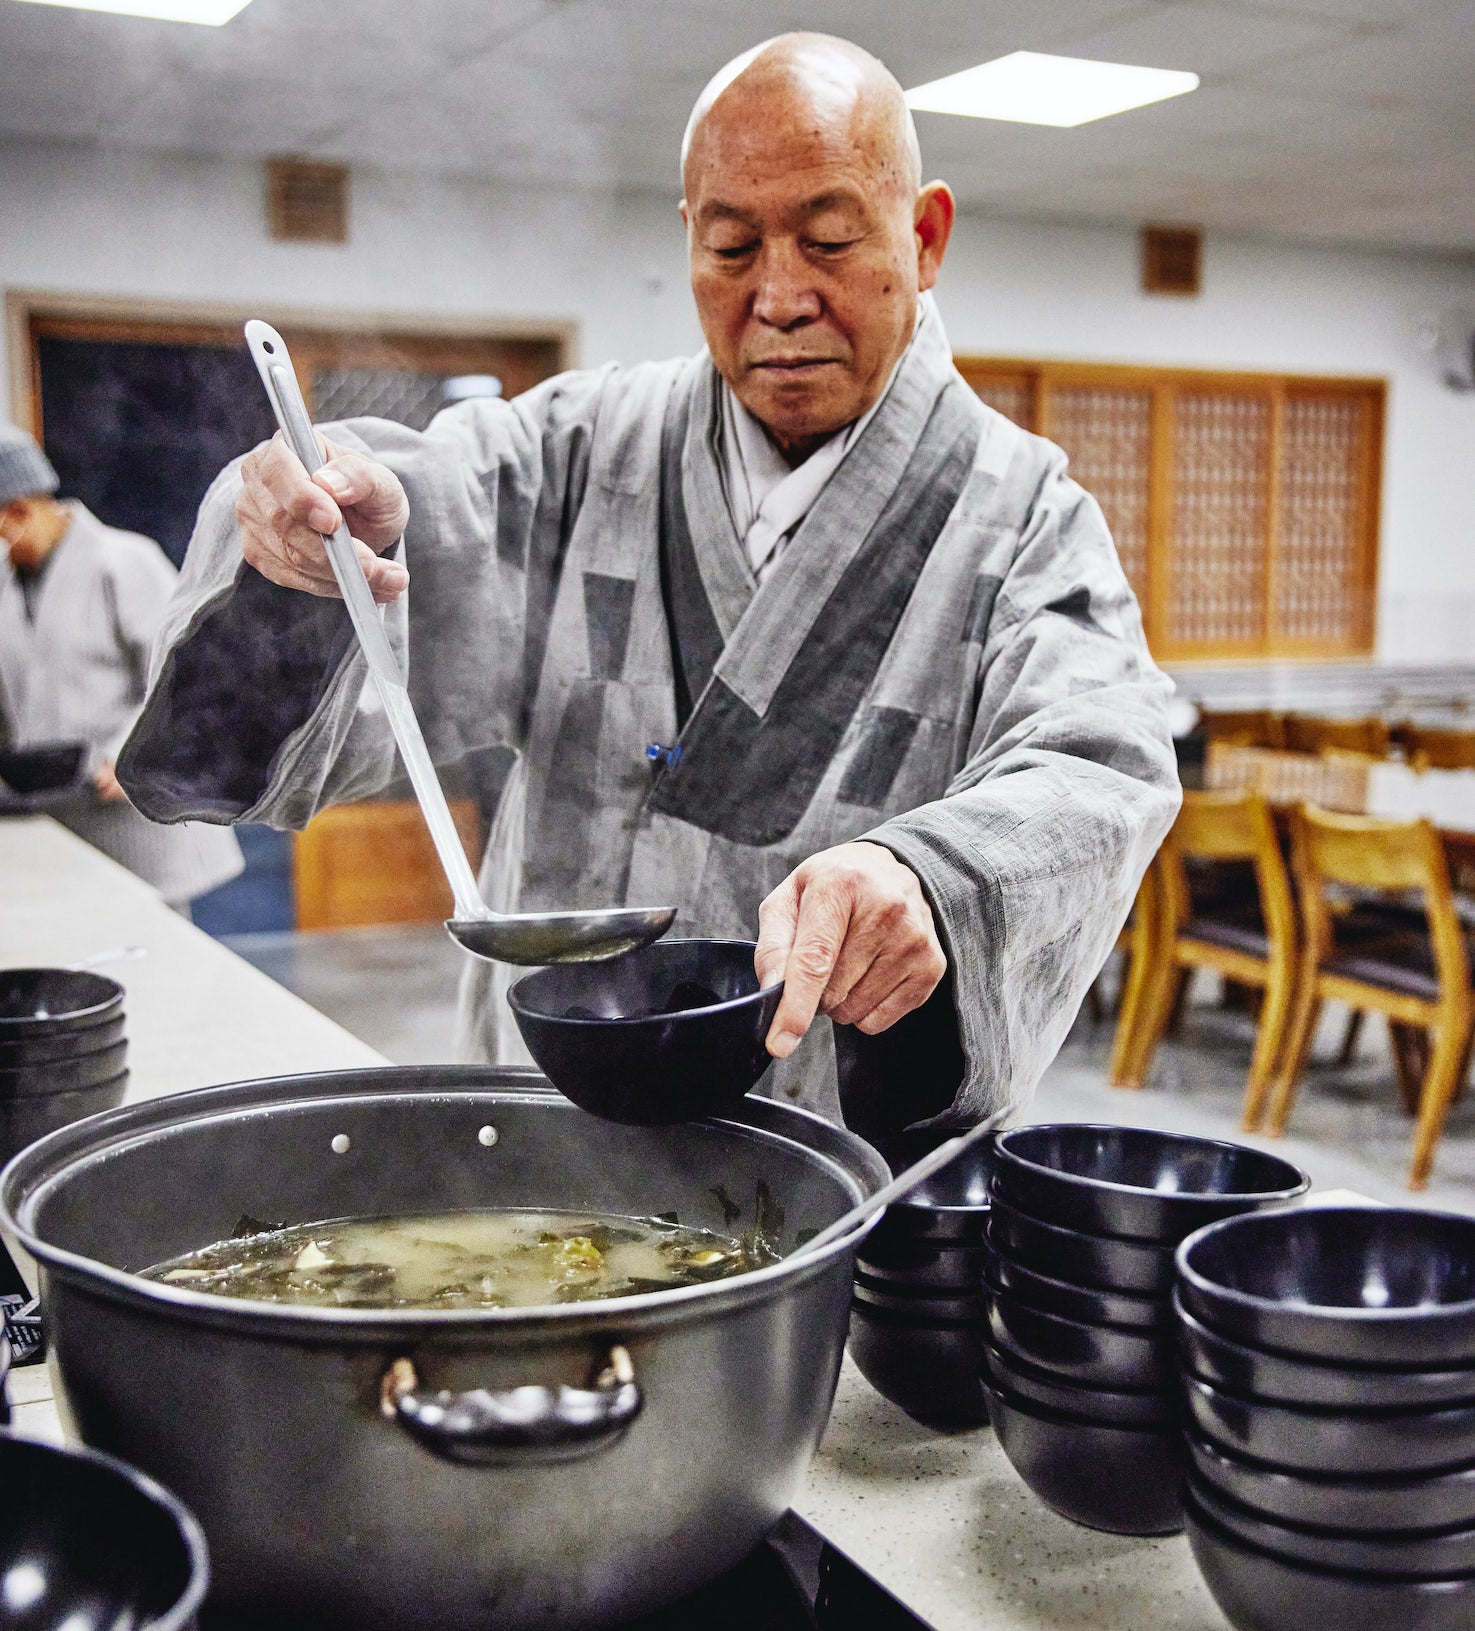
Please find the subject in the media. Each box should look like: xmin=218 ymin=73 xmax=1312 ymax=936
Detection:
xmin=679 ymin=199 xmax=691 ymax=231
xmin=914 ymin=182 xmax=956 ymax=293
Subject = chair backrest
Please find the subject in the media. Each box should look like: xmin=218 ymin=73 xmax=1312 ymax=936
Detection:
xmin=1284 ymin=714 xmax=1391 ymax=758
xmin=1394 ymin=725 xmax=1475 ymax=773
xmin=1291 ymin=805 xmax=1467 ymax=995
xmin=1198 ymin=710 xmax=1286 ymax=750
xmin=1162 ymin=790 xmax=1297 ymax=954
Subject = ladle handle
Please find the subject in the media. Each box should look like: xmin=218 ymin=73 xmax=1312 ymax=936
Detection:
xmin=244 ymin=319 xmax=486 ymax=922
xmin=792 ymin=1118 xmax=1002 ymax=1263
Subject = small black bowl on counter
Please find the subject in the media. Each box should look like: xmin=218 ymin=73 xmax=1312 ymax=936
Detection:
xmin=0 ymin=1432 xmax=208 ymax=1631
xmin=983 ymin=1123 xmax=1309 ymax=1538
xmin=847 ymin=1130 xmax=993 ymax=1427
xmin=1176 ymin=1205 xmax=1475 ymax=1631
xmin=507 ymin=939 xmax=783 ymax=1124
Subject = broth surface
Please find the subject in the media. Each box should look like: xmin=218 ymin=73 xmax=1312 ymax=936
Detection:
xmin=141 ymin=1208 xmax=769 ymax=1309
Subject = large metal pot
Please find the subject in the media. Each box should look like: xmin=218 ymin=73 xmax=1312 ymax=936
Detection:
xmin=0 ymin=1066 xmax=888 ymax=1630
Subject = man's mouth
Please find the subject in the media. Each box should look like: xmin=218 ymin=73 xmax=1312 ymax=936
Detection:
xmin=750 ymin=358 xmax=841 ymax=374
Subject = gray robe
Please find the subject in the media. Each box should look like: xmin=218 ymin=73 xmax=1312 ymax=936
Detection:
xmin=0 ymin=503 xmax=242 ymax=906
xmin=118 ymin=302 xmax=1179 ymax=1130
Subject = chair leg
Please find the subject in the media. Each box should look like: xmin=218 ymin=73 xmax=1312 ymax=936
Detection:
xmin=1085 ymin=979 xmax=1106 ymax=1027
xmin=1108 ymin=940 xmax=1151 ymax=1085
xmin=1408 ymin=1015 xmax=1475 ymax=1190
xmin=1116 ymin=958 xmax=1182 ymax=1091
xmin=1166 ymin=968 xmax=1191 ymax=1036
xmin=1262 ymin=985 xmax=1324 ymax=1137
xmin=1336 ymin=1009 xmax=1366 ymax=1067
xmin=1389 ymin=1023 xmax=1425 ymax=1116
xmin=1242 ymin=962 xmax=1295 ymax=1133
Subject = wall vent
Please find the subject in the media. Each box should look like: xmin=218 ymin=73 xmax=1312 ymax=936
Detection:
xmin=266 ymin=158 xmax=349 ymax=244
xmin=1142 ymin=224 xmax=1202 ymax=296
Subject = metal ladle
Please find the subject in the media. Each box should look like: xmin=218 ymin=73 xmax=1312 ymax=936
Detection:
xmin=245 ymin=321 xmax=677 ymax=964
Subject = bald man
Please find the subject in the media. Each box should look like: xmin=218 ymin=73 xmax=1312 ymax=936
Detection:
xmin=119 ymin=35 xmax=1179 ymax=1138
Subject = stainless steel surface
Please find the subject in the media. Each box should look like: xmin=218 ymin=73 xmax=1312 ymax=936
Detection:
xmin=1 ymin=1065 xmax=888 ymax=1631
xmin=244 ymin=320 xmax=675 ymax=967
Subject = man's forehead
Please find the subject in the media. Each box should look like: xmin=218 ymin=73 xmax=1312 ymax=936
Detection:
xmin=693 ymin=184 xmax=871 ymax=229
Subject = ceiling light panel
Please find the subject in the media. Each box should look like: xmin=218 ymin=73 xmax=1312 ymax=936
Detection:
xmin=906 ymin=51 xmax=1199 ymax=128
xmin=10 ymin=0 xmax=253 ymax=23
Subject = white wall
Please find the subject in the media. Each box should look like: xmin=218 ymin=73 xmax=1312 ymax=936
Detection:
xmin=3 ymin=139 xmax=1474 ymax=661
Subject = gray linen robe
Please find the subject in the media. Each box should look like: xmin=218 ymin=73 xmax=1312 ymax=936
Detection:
xmin=0 ymin=502 xmax=242 ymax=905
xmin=118 ymin=301 xmax=1179 ymax=1128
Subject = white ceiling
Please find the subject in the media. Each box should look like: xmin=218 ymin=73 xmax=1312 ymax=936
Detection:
xmin=1 ymin=0 xmax=1470 ymax=253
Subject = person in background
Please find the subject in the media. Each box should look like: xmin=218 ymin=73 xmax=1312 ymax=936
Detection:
xmin=0 ymin=423 xmax=242 ymax=911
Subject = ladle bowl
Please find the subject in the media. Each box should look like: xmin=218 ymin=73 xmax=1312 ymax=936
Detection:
xmin=508 ymin=939 xmax=783 ymax=1123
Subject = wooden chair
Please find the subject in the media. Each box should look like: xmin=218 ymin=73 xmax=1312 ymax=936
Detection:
xmin=1284 ymin=714 xmax=1391 ymax=759
xmin=1393 ymin=725 xmax=1475 ymax=773
xmin=1198 ymin=710 xmax=1286 ymax=750
xmin=1114 ymin=791 xmax=1299 ymax=1130
xmin=1261 ymin=807 xmax=1474 ymax=1191
xmin=1107 ymin=860 xmax=1162 ymax=1084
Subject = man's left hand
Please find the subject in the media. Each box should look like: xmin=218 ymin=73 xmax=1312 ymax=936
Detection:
xmin=756 ymin=841 xmax=947 ymax=1059
xmin=94 ymin=761 xmax=127 ymax=803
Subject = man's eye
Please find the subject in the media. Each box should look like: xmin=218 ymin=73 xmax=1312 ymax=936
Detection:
xmin=809 ymin=240 xmax=855 ymax=255
xmin=712 ymin=242 xmax=757 ymax=260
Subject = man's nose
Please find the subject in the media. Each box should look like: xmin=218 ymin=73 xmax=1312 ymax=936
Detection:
xmin=751 ymin=241 xmax=822 ymax=328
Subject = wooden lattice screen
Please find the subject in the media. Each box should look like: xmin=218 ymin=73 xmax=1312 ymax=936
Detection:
xmin=953 ymin=359 xmax=1383 ymax=662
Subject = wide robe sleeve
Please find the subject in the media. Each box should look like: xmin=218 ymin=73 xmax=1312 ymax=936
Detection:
xmin=117 ymin=367 xmax=608 ymax=828
xmin=98 ymin=529 xmax=179 ymax=761
xmin=863 ymin=446 xmax=1181 ymax=1126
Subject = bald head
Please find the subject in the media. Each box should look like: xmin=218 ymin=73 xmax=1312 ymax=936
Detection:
xmin=682 ymin=34 xmax=921 ymax=198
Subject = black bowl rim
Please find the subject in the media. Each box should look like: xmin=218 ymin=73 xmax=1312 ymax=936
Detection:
xmin=995 ymin=1122 xmax=1310 ymax=1209
xmin=0 ymin=1429 xmax=211 ymax=1627
xmin=1184 ymin=1484 xmax=1475 ymax=1589
xmin=1184 ymin=1369 xmax=1475 ymax=1430
xmin=988 ymin=1231 xmax=1165 ymax=1321
xmin=1173 ymin=1291 xmax=1475 ymax=1388
xmin=990 ymin=1280 xmax=1174 ymax=1349
xmin=982 ymin=1337 xmax=1175 ymax=1408
xmin=1177 ymin=1206 xmax=1475 ymax=1331
xmin=1185 ymin=1425 xmax=1475 ymax=1499
xmin=506 ymin=939 xmax=781 ymax=1025
xmin=0 ymin=969 xmax=126 ymax=1031
xmin=0 ymin=1036 xmax=129 ymax=1078
xmin=987 ymin=1189 xmax=1178 ymax=1257
xmin=983 ymin=1373 xmax=1178 ymax=1441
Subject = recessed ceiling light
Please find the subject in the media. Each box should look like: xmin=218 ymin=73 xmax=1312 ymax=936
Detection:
xmin=906 ymin=51 xmax=1198 ymax=128
xmin=10 ymin=0 xmax=253 ymax=23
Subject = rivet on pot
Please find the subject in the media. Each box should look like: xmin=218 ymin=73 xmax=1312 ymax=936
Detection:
xmin=478 ymin=1125 xmax=498 ymax=1148
xmin=331 ymin=1133 xmax=351 ymax=1154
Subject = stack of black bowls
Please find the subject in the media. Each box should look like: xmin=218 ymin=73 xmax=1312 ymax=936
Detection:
xmin=847 ymin=1135 xmax=993 ymax=1426
xmin=982 ymin=1124 xmax=1309 ymax=1536
xmin=1177 ymin=1206 xmax=1475 ymax=1631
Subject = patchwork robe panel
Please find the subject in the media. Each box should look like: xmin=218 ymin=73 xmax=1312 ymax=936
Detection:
xmin=119 ymin=302 xmax=1180 ymax=1124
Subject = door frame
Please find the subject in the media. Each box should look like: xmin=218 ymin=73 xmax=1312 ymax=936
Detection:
xmin=5 ymin=287 xmax=578 ymax=431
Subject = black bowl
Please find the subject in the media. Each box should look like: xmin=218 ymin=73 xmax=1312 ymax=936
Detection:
xmin=0 ymin=970 xmax=125 ymax=1040
xmin=988 ymin=1193 xmax=1179 ymax=1296
xmin=0 ymin=741 xmax=86 ymax=795
xmin=0 ymin=1074 xmax=128 ymax=1168
xmin=507 ymin=940 xmax=783 ymax=1124
xmin=0 ymin=1431 xmax=208 ymax=1630
xmin=856 ymin=1238 xmax=989 ymax=1289
xmin=1179 ymin=1207 xmax=1475 ymax=1368
xmin=0 ymin=1016 xmax=127 ymax=1069
xmin=1175 ymin=1293 xmax=1475 ymax=1411
xmin=1185 ymin=1491 xmax=1475 ymax=1631
xmin=1186 ymin=1430 xmax=1475 ymax=1534
xmin=984 ymin=1380 xmax=1184 ymax=1535
xmin=988 ymin=1288 xmax=1176 ymax=1390
xmin=848 ymin=1301 xmax=989 ymax=1426
xmin=0 ymin=1038 xmax=128 ymax=1097
xmin=853 ymin=1274 xmax=987 ymax=1322
xmin=987 ymin=1234 xmax=1165 ymax=1331
xmin=1183 ymin=1373 xmax=1475 ymax=1477
xmin=992 ymin=1124 xmax=1308 ymax=1243
xmin=982 ymin=1341 xmax=1175 ymax=1428
xmin=1188 ymin=1472 xmax=1475 ymax=1580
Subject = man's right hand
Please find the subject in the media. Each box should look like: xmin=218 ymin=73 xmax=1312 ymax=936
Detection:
xmin=236 ymin=432 xmax=411 ymax=603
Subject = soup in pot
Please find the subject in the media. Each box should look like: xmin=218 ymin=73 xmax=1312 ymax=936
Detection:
xmin=141 ymin=1208 xmax=773 ymax=1310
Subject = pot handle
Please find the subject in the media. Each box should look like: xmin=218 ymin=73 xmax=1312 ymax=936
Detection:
xmin=379 ymin=1346 xmax=641 ymax=1466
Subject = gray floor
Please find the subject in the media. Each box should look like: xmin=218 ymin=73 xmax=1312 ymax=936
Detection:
xmin=227 ymin=927 xmax=1475 ymax=1214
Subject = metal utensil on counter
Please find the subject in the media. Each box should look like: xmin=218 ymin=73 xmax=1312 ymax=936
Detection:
xmin=244 ymin=320 xmax=676 ymax=965
xmin=788 ymin=1118 xmax=1002 ymax=1263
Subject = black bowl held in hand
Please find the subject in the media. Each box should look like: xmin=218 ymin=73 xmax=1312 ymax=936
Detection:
xmin=507 ymin=940 xmax=783 ymax=1124
xmin=992 ymin=1124 xmax=1308 ymax=1243
xmin=1178 ymin=1206 xmax=1475 ymax=1368
xmin=848 ymin=1300 xmax=989 ymax=1427
xmin=983 ymin=1380 xmax=1184 ymax=1536
xmin=1185 ymin=1489 xmax=1475 ymax=1631
xmin=1185 ymin=1430 xmax=1475 ymax=1534
xmin=988 ymin=1193 xmax=1178 ymax=1296
xmin=0 ymin=1433 xmax=208 ymax=1631
xmin=0 ymin=740 xmax=87 ymax=795
xmin=1175 ymin=1292 xmax=1475 ymax=1411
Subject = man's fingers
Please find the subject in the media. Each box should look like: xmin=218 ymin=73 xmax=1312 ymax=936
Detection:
xmin=312 ymin=450 xmax=410 ymax=547
xmin=754 ymin=876 xmax=800 ymax=989
xmin=765 ymin=880 xmax=850 ymax=1059
xmin=852 ymin=972 xmax=944 ymax=1037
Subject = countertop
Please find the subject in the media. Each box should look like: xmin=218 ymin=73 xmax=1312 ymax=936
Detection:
xmin=0 ymin=815 xmax=1230 ymax=1630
